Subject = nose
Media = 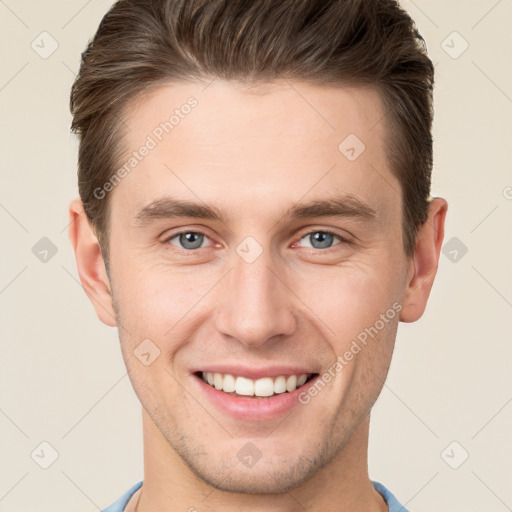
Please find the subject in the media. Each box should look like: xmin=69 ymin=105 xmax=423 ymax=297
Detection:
xmin=214 ymin=244 xmax=297 ymax=348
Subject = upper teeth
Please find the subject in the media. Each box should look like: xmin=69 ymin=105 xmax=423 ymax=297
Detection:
xmin=202 ymin=372 xmax=310 ymax=397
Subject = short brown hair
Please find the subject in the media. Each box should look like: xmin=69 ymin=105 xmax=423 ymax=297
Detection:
xmin=70 ymin=0 xmax=434 ymax=263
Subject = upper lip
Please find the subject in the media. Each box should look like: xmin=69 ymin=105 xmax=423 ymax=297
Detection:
xmin=192 ymin=365 xmax=320 ymax=380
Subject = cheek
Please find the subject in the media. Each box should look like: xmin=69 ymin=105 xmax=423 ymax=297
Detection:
xmin=293 ymin=261 xmax=401 ymax=345
xmin=112 ymin=263 xmax=204 ymax=332
xmin=111 ymin=240 xmax=405 ymax=347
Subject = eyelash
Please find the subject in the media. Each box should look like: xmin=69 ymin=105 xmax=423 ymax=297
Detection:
xmin=163 ymin=228 xmax=350 ymax=253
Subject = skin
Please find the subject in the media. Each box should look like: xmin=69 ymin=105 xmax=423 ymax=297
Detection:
xmin=68 ymin=79 xmax=447 ymax=512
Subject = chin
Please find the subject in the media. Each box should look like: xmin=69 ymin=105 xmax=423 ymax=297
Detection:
xmin=192 ymin=462 xmax=314 ymax=495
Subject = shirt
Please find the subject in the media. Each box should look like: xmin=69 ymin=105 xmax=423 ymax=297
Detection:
xmin=101 ymin=480 xmax=410 ymax=511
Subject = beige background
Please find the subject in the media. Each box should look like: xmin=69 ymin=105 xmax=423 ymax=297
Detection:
xmin=1 ymin=0 xmax=511 ymax=510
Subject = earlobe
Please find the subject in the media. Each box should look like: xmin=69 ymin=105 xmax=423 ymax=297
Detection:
xmin=68 ymin=199 xmax=117 ymax=327
xmin=399 ymin=197 xmax=448 ymax=323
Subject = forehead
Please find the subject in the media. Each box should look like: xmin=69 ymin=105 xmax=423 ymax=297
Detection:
xmin=114 ymin=79 xmax=400 ymax=227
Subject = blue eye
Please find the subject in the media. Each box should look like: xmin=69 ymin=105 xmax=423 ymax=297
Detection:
xmin=299 ymin=231 xmax=342 ymax=250
xmin=168 ymin=231 xmax=209 ymax=250
xmin=165 ymin=229 xmax=346 ymax=253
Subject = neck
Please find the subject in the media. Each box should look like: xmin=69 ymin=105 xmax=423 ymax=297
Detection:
xmin=135 ymin=410 xmax=387 ymax=512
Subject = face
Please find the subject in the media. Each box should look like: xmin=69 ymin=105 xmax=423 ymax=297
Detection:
xmin=95 ymin=80 xmax=414 ymax=492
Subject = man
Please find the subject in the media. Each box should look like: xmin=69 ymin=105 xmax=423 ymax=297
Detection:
xmin=68 ymin=1 xmax=447 ymax=510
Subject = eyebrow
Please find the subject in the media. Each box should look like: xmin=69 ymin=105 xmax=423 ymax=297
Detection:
xmin=133 ymin=194 xmax=378 ymax=226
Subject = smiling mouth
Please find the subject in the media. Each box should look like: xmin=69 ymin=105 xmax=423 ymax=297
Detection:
xmin=194 ymin=371 xmax=319 ymax=399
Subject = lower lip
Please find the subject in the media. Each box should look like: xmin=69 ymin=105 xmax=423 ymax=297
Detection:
xmin=192 ymin=373 xmax=319 ymax=422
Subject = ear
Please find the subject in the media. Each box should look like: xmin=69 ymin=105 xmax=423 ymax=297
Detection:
xmin=399 ymin=197 xmax=448 ymax=323
xmin=68 ymin=198 xmax=117 ymax=327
